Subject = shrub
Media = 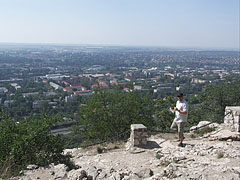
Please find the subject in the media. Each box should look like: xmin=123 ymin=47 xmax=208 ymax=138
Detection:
xmin=190 ymin=133 xmax=197 ymax=138
xmin=156 ymin=154 xmax=164 ymax=159
xmin=114 ymin=145 xmax=119 ymax=149
xmin=97 ymin=146 xmax=103 ymax=154
xmin=161 ymin=160 xmax=171 ymax=167
xmin=0 ymin=112 xmax=74 ymax=178
xmin=217 ymin=152 xmax=224 ymax=159
xmin=195 ymin=126 xmax=215 ymax=136
xmin=78 ymin=88 xmax=154 ymax=141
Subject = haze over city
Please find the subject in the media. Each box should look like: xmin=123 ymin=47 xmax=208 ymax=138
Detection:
xmin=0 ymin=0 xmax=239 ymax=49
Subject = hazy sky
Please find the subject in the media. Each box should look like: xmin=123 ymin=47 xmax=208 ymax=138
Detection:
xmin=0 ymin=0 xmax=239 ymax=49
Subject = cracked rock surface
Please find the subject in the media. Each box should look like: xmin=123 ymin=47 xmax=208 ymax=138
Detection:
xmin=12 ymin=125 xmax=240 ymax=180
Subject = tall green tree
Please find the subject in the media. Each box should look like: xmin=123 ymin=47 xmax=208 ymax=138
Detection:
xmin=185 ymin=79 xmax=240 ymax=127
xmin=0 ymin=111 xmax=74 ymax=177
xmin=154 ymin=96 xmax=176 ymax=131
xmin=199 ymin=80 xmax=240 ymax=122
xmin=77 ymin=88 xmax=154 ymax=141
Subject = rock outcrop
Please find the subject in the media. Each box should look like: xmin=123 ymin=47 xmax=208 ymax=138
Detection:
xmin=14 ymin=123 xmax=240 ymax=180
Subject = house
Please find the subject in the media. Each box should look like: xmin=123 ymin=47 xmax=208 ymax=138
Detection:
xmin=73 ymin=90 xmax=92 ymax=96
xmin=134 ymin=85 xmax=142 ymax=90
xmin=191 ymin=78 xmax=207 ymax=84
xmin=65 ymin=96 xmax=75 ymax=103
xmin=0 ymin=87 xmax=8 ymax=94
xmin=10 ymin=83 xmax=21 ymax=90
xmin=49 ymin=82 xmax=63 ymax=90
xmin=110 ymin=79 xmax=119 ymax=86
xmin=45 ymin=74 xmax=69 ymax=80
xmin=91 ymin=81 xmax=108 ymax=89
xmin=4 ymin=100 xmax=13 ymax=108
xmin=164 ymin=73 xmax=175 ymax=78
xmin=22 ymin=92 xmax=39 ymax=98
xmin=123 ymin=88 xmax=132 ymax=93
xmin=63 ymin=85 xmax=87 ymax=92
xmin=32 ymin=100 xmax=41 ymax=109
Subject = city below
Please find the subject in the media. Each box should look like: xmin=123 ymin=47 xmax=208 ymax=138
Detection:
xmin=0 ymin=44 xmax=239 ymax=124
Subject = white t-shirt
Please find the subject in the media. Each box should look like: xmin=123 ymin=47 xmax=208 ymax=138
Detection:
xmin=175 ymin=99 xmax=188 ymax=122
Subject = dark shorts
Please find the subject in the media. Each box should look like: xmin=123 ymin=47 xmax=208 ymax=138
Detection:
xmin=170 ymin=119 xmax=186 ymax=139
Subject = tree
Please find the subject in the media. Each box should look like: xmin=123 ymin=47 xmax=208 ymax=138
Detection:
xmin=0 ymin=111 xmax=74 ymax=177
xmin=77 ymin=88 xmax=154 ymax=142
xmin=154 ymin=96 xmax=176 ymax=131
xmin=199 ymin=80 xmax=240 ymax=122
xmin=185 ymin=79 xmax=240 ymax=126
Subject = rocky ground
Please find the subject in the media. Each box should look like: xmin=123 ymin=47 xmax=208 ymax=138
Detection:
xmin=11 ymin=122 xmax=240 ymax=180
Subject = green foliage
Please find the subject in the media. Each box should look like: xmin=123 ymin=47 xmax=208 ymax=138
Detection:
xmin=199 ymin=80 xmax=240 ymax=122
xmin=186 ymin=105 xmax=204 ymax=129
xmin=161 ymin=160 xmax=171 ymax=167
xmin=77 ymin=88 xmax=154 ymax=142
xmin=195 ymin=127 xmax=215 ymax=136
xmin=97 ymin=146 xmax=103 ymax=154
xmin=154 ymin=96 xmax=175 ymax=132
xmin=0 ymin=111 xmax=74 ymax=178
xmin=62 ymin=133 xmax=83 ymax=149
xmin=190 ymin=133 xmax=197 ymax=138
xmin=217 ymin=152 xmax=224 ymax=159
xmin=186 ymin=79 xmax=240 ymax=129
xmin=156 ymin=154 xmax=164 ymax=159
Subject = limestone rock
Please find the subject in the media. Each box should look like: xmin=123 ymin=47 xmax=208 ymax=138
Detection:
xmin=134 ymin=168 xmax=153 ymax=178
xmin=67 ymin=169 xmax=83 ymax=180
xmin=26 ymin=165 xmax=39 ymax=170
xmin=53 ymin=164 xmax=67 ymax=179
xmin=86 ymin=166 xmax=99 ymax=179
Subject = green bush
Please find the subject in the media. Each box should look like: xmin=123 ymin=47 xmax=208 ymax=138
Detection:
xmin=156 ymin=154 xmax=164 ymax=159
xmin=97 ymin=146 xmax=103 ymax=154
xmin=217 ymin=152 xmax=224 ymax=159
xmin=78 ymin=88 xmax=154 ymax=141
xmin=0 ymin=112 xmax=74 ymax=178
xmin=195 ymin=126 xmax=215 ymax=136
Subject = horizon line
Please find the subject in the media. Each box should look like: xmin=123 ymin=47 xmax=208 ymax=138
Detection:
xmin=0 ymin=42 xmax=239 ymax=51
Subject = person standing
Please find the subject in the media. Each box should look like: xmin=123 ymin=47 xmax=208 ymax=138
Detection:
xmin=170 ymin=93 xmax=188 ymax=147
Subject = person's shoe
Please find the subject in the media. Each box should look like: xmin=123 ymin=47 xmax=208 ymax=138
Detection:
xmin=178 ymin=143 xmax=184 ymax=147
xmin=175 ymin=137 xmax=185 ymax=142
xmin=181 ymin=137 xmax=185 ymax=141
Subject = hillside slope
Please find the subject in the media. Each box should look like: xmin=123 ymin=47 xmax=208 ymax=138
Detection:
xmin=13 ymin=124 xmax=240 ymax=180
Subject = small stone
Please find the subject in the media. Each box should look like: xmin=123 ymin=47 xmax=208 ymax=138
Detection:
xmin=77 ymin=153 xmax=84 ymax=158
xmin=109 ymin=175 xmax=116 ymax=180
xmin=26 ymin=165 xmax=39 ymax=170
xmin=87 ymin=175 xmax=93 ymax=180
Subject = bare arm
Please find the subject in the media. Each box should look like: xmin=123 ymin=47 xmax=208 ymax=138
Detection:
xmin=175 ymin=108 xmax=188 ymax=115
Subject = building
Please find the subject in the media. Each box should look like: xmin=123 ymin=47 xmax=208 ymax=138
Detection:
xmin=134 ymin=85 xmax=142 ymax=90
xmin=10 ymin=83 xmax=21 ymax=90
xmin=49 ymin=82 xmax=63 ymax=90
xmin=4 ymin=100 xmax=13 ymax=108
xmin=191 ymin=78 xmax=207 ymax=84
xmin=22 ymin=92 xmax=39 ymax=98
xmin=45 ymin=74 xmax=70 ymax=81
xmin=63 ymin=85 xmax=87 ymax=92
xmin=0 ymin=87 xmax=8 ymax=94
xmin=73 ymin=90 xmax=92 ymax=96
xmin=32 ymin=100 xmax=41 ymax=109
xmin=91 ymin=81 xmax=108 ymax=89
xmin=65 ymin=95 xmax=75 ymax=103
